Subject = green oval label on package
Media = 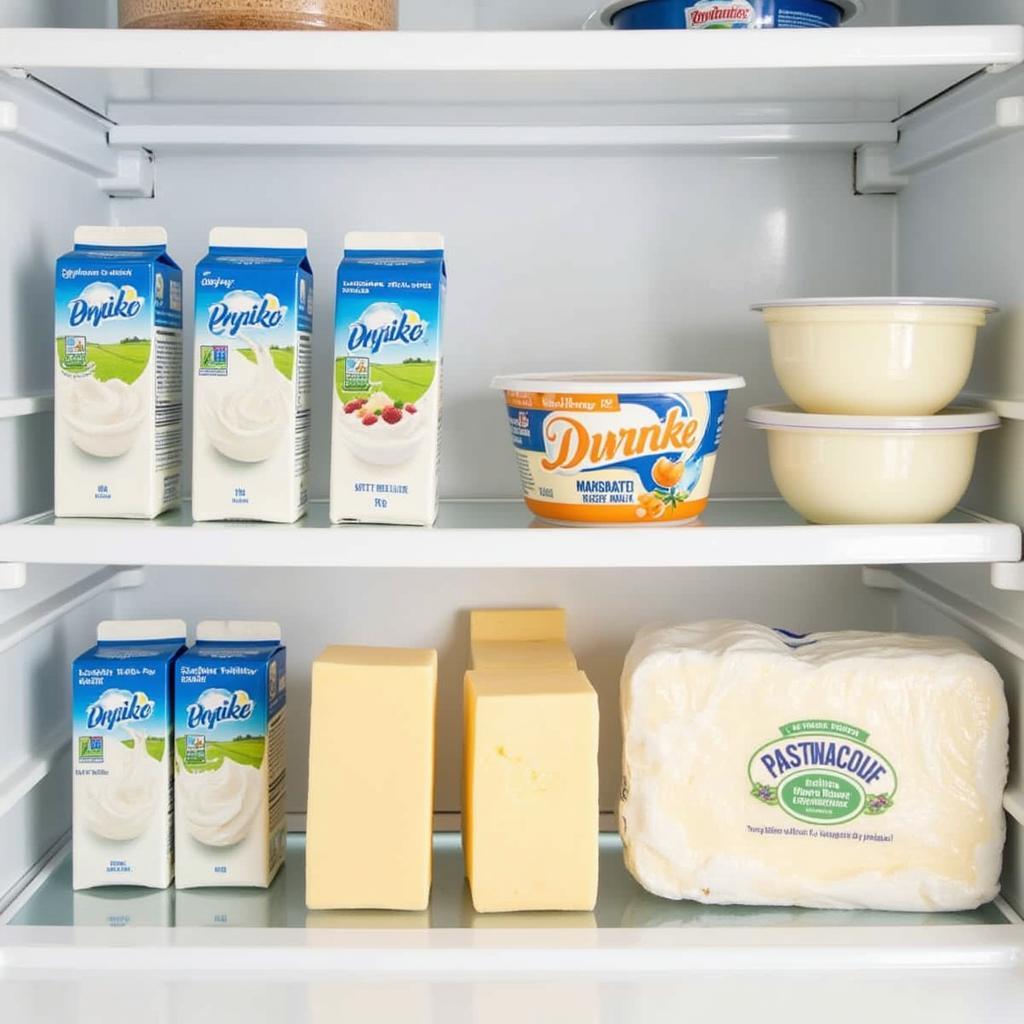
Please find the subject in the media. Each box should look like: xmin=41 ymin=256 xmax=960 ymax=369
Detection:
xmin=748 ymin=719 xmax=897 ymax=826
xmin=777 ymin=771 xmax=865 ymax=824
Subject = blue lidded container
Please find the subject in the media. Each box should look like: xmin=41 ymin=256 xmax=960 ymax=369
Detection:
xmin=600 ymin=0 xmax=857 ymax=30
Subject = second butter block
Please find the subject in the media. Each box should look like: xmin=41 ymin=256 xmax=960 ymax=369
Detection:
xmin=469 ymin=608 xmax=577 ymax=672
xmin=465 ymin=668 xmax=599 ymax=913
xmin=306 ymin=646 xmax=437 ymax=911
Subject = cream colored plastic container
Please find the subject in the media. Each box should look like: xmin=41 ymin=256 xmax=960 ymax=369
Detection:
xmin=746 ymin=405 xmax=999 ymax=525
xmin=753 ymin=298 xmax=998 ymax=416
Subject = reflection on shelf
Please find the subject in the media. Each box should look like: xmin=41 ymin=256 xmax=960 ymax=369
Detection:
xmin=176 ymin=882 xmax=290 ymax=929
xmin=73 ymin=887 xmax=173 ymax=928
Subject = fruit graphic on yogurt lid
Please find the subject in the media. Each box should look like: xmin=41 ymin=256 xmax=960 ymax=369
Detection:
xmin=652 ymin=456 xmax=686 ymax=490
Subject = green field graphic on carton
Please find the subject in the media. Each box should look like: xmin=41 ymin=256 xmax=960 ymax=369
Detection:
xmin=175 ymin=736 xmax=265 ymax=772
xmin=238 ymin=346 xmax=295 ymax=380
xmin=56 ymin=339 xmax=151 ymax=385
xmin=122 ymin=737 xmax=166 ymax=762
xmin=336 ymin=359 xmax=435 ymax=405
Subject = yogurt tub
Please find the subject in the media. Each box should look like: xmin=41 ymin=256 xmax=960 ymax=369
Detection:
xmin=747 ymin=405 xmax=999 ymax=525
xmin=493 ymin=372 xmax=746 ymax=526
xmin=586 ymin=0 xmax=858 ymax=30
xmin=754 ymin=298 xmax=998 ymax=416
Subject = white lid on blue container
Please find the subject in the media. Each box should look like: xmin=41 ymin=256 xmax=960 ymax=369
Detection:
xmin=97 ymin=620 xmax=187 ymax=642
xmin=209 ymin=227 xmax=308 ymax=249
xmin=75 ymin=226 xmax=168 ymax=246
xmin=747 ymin=404 xmax=1000 ymax=433
xmin=585 ymin=0 xmax=861 ymax=30
xmin=493 ymin=372 xmax=746 ymax=394
xmin=197 ymin=620 xmax=282 ymax=642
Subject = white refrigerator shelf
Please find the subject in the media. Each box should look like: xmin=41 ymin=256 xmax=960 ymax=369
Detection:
xmin=0 ymin=25 xmax=1021 ymax=135
xmin=0 ymin=500 xmax=1019 ymax=571
xmin=2 ymin=834 xmax=1021 ymax=975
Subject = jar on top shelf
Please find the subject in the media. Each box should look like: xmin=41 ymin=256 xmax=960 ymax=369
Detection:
xmin=118 ymin=0 xmax=396 ymax=30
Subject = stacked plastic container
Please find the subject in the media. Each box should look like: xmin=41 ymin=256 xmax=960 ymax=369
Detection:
xmin=746 ymin=298 xmax=1000 ymax=524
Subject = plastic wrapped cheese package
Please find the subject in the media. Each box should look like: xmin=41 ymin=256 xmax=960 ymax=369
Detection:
xmin=620 ymin=621 xmax=1009 ymax=912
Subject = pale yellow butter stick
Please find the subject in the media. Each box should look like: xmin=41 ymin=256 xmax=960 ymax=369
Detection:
xmin=464 ymin=607 xmax=580 ymax=885
xmin=306 ymin=646 xmax=437 ymax=911
xmin=464 ymin=667 xmax=599 ymax=913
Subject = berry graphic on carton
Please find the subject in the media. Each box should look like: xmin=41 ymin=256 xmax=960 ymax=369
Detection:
xmin=330 ymin=233 xmax=446 ymax=526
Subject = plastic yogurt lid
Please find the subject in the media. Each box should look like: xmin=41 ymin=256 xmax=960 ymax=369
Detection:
xmin=585 ymin=0 xmax=861 ymax=29
xmin=492 ymin=372 xmax=747 ymax=395
xmin=746 ymin=404 xmax=1000 ymax=433
xmin=752 ymin=297 xmax=999 ymax=312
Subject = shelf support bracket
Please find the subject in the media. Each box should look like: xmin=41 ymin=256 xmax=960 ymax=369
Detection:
xmin=0 ymin=73 xmax=152 ymax=197
xmin=854 ymin=144 xmax=909 ymax=195
xmin=861 ymin=567 xmax=904 ymax=591
xmin=0 ymin=564 xmax=27 ymax=590
xmin=990 ymin=561 xmax=1024 ymax=592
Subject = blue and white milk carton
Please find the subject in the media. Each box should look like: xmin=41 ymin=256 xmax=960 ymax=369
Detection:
xmin=55 ymin=227 xmax=183 ymax=518
xmin=72 ymin=620 xmax=187 ymax=890
xmin=193 ymin=228 xmax=313 ymax=523
xmin=330 ymin=232 xmax=446 ymax=526
xmin=174 ymin=622 xmax=287 ymax=888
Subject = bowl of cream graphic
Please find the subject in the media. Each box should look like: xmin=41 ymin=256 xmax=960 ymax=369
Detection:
xmin=336 ymin=385 xmax=431 ymax=467
xmin=200 ymin=337 xmax=291 ymax=463
xmin=60 ymin=375 xmax=146 ymax=458
xmin=177 ymin=754 xmax=264 ymax=847
xmin=81 ymin=726 xmax=161 ymax=841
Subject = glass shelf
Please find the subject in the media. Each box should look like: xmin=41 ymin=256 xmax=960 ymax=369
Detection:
xmin=9 ymin=834 xmax=1011 ymax=932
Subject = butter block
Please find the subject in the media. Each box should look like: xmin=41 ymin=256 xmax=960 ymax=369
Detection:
xmin=620 ymin=620 xmax=1009 ymax=912
xmin=306 ymin=646 xmax=437 ymax=911
xmin=471 ymin=640 xmax=578 ymax=672
xmin=464 ymin=668 xmax=599 ymax=913
xmin=470 ymin=608 xmax=568 ymax=643
xmin=470 ymin=608 xmax=576 ymax=671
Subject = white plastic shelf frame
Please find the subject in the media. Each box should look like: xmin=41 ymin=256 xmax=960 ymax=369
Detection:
xmin=0 ymin=500 xmax=1018 ymax=572
xmin=2 ymin=834 xmax=1021 ymax=975
xmin=0 ymin=26 xmax=1021 ymax=153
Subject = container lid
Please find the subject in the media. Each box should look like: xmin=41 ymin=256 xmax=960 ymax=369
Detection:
xmin=209 ymin=227 xmax=308 ymax=249
xmin=585 ymin=0 xmax=860 ymax=29
xmin=345 ymin=231 xmax=444 ymax=252
xmin=196 ymin=620 xmax=282 ymax=643
xmin=97 ymin=620 xmax=187 ymax=642
xmin=492 ymin=372 xmax=746 ymax=395
xmin=746 ymin=404 xmax=1000 ymax=433
xmin=75 ymin=226 xmax=167 ymax=247
xmin=752 ymin=297 xmax=999 ymax=312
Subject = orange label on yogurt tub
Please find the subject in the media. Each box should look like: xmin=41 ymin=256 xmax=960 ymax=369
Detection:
xmin=505 ymin=391 xmax=621 ymax=414
xmin=500 ymin=385 xmax=734 ymax=525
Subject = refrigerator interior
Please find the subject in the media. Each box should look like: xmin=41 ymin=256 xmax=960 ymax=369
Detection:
xmin=1 ymin=0 xmax=1024 ymax=997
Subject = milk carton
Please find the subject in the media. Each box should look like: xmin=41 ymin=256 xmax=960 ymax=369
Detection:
xmin=55 ymin=227 xmax=183 ymax=518
xmin=193 ymin=228 xmax=312 ymax=523
xmin=72 ymin=620 xmax=187 ymax=890
xmin=174 ymin=622 xmax=286 ymax=888
xmin=330 ymin=232 xmax=446 ymax=525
